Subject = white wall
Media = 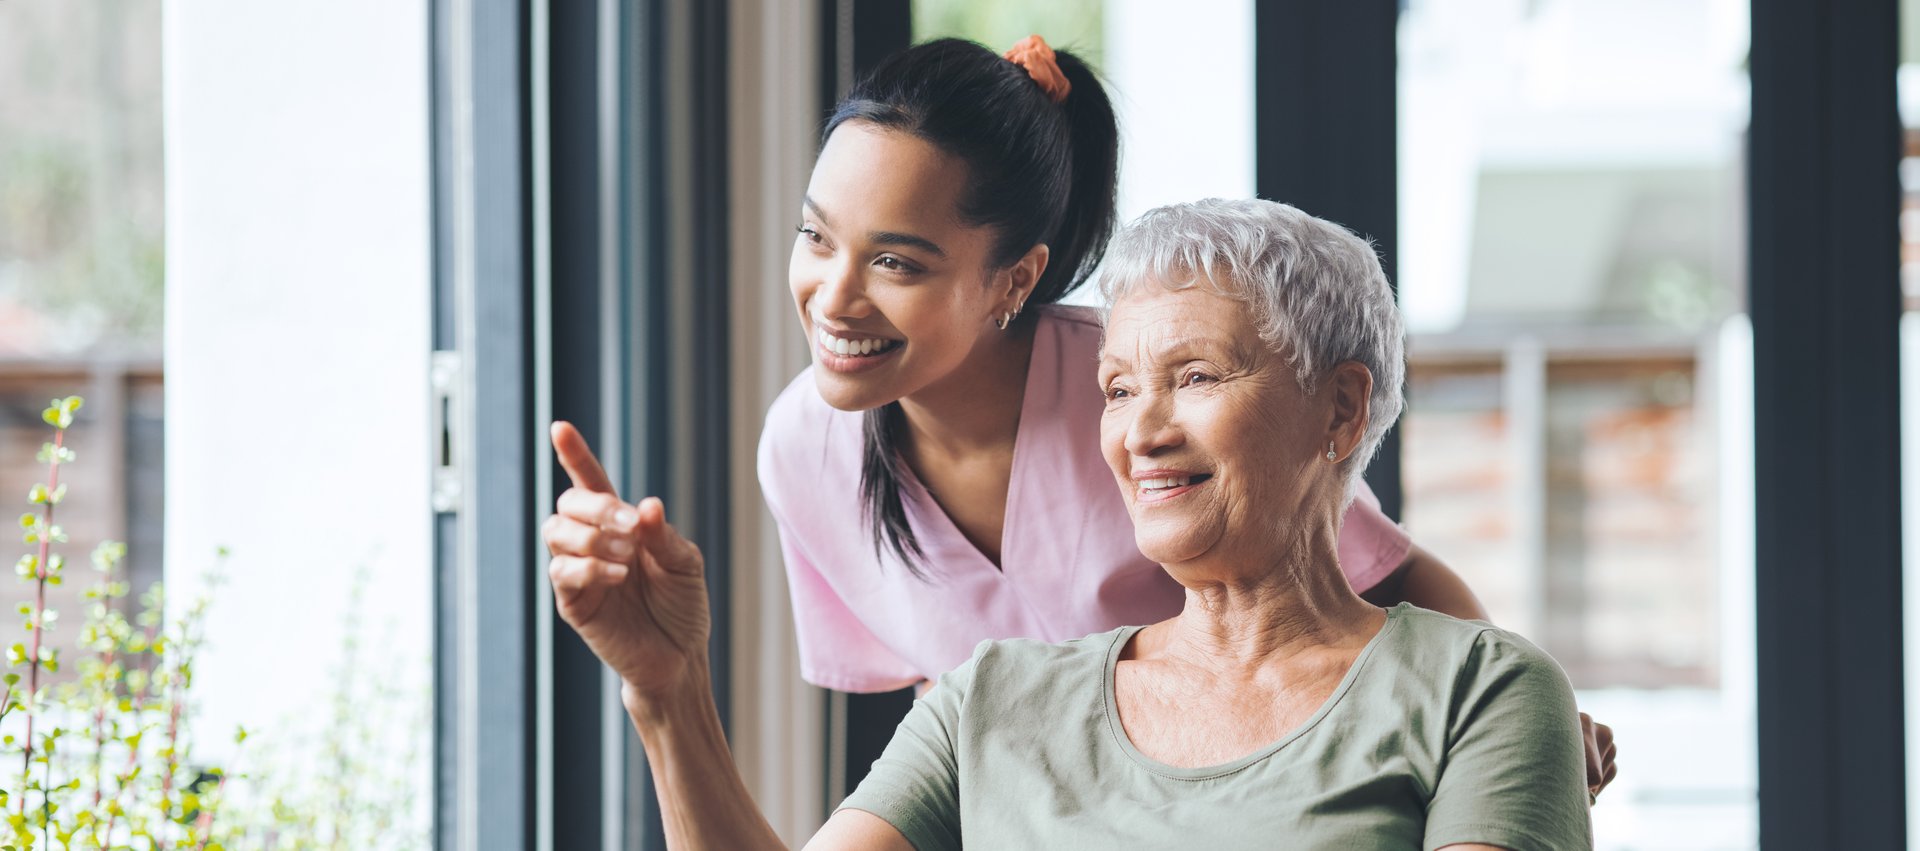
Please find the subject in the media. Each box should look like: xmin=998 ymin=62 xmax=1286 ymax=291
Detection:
xmin=161 ymin=0 xmax=432 ymax=794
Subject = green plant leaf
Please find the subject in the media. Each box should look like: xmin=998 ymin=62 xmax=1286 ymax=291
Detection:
xmin=90 ymin=541 xmax=126 ymax=572
xmin=24 ymin=485 xmax=45 ymax=505
xmin=41 ymin=397 xmax=82 ymax=430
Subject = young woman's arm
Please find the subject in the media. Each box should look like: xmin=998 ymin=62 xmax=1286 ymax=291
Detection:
xmin=1360 ymin=544 xmax=1491 ymax=621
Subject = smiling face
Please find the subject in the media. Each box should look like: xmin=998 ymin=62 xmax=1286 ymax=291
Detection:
xmin=1098 ymin=286 xmax=1346 ymax=571
xmin=789 ymin=121 xmax=1034 ymax=412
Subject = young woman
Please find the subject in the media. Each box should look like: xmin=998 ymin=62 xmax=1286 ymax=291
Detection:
xmin=548 ymin=35 xmax=1616 ymax=798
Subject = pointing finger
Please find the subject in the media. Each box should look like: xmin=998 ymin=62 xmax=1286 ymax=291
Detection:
xmin=552 ymin=421 xmax=616 ymax=494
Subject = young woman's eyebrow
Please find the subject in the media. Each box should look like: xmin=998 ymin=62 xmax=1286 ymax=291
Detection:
xmin=869 ymin=230 xmax=947 ymax=258
xmin=802 ymin=194 xmax=835 ymax=227
xmin=802 ymin=195 xmax=947 ymax=258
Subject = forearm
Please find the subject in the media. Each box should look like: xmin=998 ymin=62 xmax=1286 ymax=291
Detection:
xmin=626 ymin=666 xmax=788 ymax=851
xmin=1362 ymin=545 xmax=1490 ymax=621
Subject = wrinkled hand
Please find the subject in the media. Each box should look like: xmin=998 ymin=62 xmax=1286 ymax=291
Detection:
xmin=1581 ymin=712 xmax=1618 ymax=803
xmin=543 ymin=421 xmax=711 ymax=699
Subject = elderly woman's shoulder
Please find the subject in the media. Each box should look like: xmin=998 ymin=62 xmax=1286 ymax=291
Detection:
xmin=936 ymin=627 xmax=1133 ymax=700
xmin=970 ymin=627 xmax=1129 ymax=669
xmin=1386 ymin=604 xmax=1573 ymax=686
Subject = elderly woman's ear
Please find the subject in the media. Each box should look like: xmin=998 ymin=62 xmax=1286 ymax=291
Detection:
xmin=1324 ymin=361 xmax=1375 ymax=462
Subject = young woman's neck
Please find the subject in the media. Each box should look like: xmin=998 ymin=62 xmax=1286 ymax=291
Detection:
xmin=896 ymin=320 xmax=1037 ymax=459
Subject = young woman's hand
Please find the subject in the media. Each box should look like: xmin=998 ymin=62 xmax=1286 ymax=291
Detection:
xmin=1582 ymin=712 xmax=1618 ymax=803
xmin=543 ymin=421 xmax=712 ymax=703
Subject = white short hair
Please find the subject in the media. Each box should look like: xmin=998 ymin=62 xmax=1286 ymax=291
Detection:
xmin=1097 ymin=198 xmax=1406 ymax=486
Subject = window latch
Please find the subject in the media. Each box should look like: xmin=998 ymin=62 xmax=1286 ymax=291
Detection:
xmin=431 ymin=350 xmax=463 ymax=515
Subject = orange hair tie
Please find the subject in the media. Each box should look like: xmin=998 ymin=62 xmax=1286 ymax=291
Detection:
xmin=1003 ymin=34 xmax=1071 ymax=104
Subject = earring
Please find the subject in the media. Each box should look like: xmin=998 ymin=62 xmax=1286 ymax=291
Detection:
xmin=1326 ymin=441 xmax=1337 ymax=461
xmin=995 ymin=311 xmax=1013 ymax=331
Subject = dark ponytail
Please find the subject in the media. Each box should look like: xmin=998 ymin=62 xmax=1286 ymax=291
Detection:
xmin=1034 ymin=50 xmax=1120 ymax=304
xmin=825 ymin=38 xmax=1120 ymax=576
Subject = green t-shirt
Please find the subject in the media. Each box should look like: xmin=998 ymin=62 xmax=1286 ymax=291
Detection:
xmin=840 ymin=603 xmax=1592 ymax=850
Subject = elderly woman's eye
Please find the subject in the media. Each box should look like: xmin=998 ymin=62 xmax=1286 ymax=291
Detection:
xmin=1183 ymin=372 xmax=1216 ymax=387
xmin=1104 ymin=385 xmax=1131 ymax=401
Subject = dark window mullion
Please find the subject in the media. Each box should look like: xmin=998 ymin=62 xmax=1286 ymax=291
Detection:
xmin=1750 ymin=0 xmax=1904 ymax=846
xmin=1254 ymin=0 xmax=1402 ymax=520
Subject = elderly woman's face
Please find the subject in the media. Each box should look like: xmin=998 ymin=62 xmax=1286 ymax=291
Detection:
xmin=1098 ymin=286 xmax=1336 ymax=568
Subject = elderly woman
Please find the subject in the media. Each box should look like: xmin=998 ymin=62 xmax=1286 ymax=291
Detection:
xmin=543 ymin=198 xmax=1592 ymax=850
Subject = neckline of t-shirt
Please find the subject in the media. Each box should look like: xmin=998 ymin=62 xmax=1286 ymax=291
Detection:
xmin=895 ymin=307 xmax=1065 ymax=583
xmin=1098 ymin=604 xmax=1406 ymax=782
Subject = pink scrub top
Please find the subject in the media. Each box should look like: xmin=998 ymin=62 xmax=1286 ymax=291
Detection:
xmin=756 ymin=305 xmax=1413 ymax=693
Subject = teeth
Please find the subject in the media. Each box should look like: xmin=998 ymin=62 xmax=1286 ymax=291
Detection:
xmin=1142 ymin=477 xmax=1193 ymax=490
xmin=817 ymin=328 xmax=897 ymax=358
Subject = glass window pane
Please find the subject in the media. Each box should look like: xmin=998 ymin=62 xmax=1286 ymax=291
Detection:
xmin=4 ymin=3 xmax=436 ymax=845
xmin=1399 ymin=1 xmax=1756 ymax=847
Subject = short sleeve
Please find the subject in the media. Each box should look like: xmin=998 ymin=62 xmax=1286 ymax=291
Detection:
xmin=757 ymin=386 xmax=925 ymax=694
xmin=836 ymin=651 xmax=973 ymax=851
xmin=1424 ymin=630 xmax=1593 ymax=851
xmin=1336 ymin=479 xmax=1413 ymax=594
xmin=766 ymin=500 xmax=923 ymax=693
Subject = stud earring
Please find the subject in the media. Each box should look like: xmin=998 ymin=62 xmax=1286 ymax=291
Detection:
xmin=1326 ymin=442 xmax=1337 ymax=461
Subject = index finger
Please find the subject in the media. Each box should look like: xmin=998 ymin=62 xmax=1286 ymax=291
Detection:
xmin=551 ymin=421 xmax=616 ymax=494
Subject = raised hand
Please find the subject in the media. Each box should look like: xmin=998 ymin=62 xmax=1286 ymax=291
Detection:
xmin=543 ymin=421 xmax=711 ymax=698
